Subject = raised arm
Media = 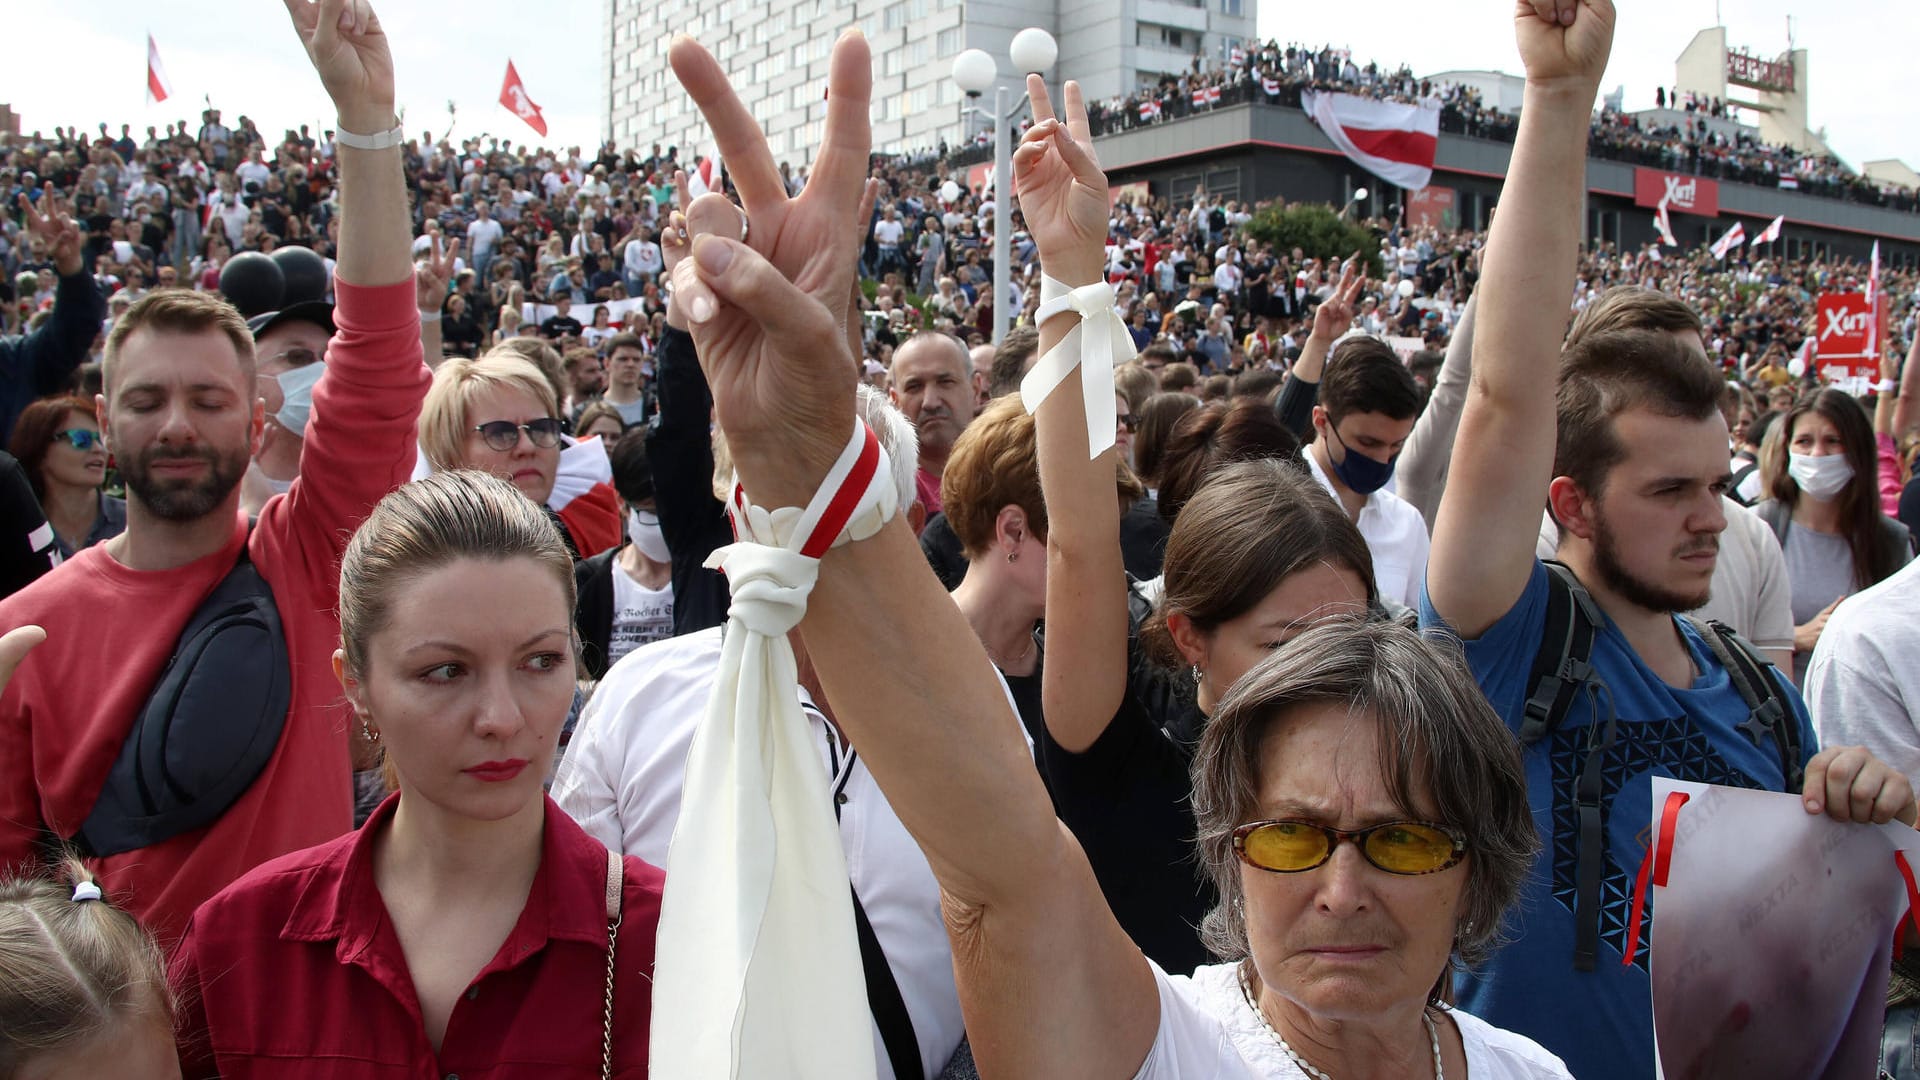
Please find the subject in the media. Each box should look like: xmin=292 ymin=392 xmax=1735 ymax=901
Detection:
xmin=286 ymin=0 xmax=411 ymax=290
xmin=668 ymin=36 xmax=1156 ymax=1079
xmin=1427 ymin=0 xmax=1613 ymax=638
xmin=1397 ymin=288 xmax=1478 ymax=528
xmin=413 ymin=234 xmax=459 ymax=369
xmin=1893 ymin=326 xmax=1919 ymax=440
xmin=1273 ymin=258 xmax=1362 ymax=439
xmin=4 ymin=190 xmax=103 ymax=432
xmin=1024 ymin=76 xmax=1131 ymax=754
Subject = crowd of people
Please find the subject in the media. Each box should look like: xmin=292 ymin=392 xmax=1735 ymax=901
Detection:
xmin=1070 ymin=37 xmax=1918 ymax=212
xmin=4 ymin=0 xmax=1920 ymax=1078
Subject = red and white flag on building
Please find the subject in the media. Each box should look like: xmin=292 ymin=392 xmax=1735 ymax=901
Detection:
xmin=686 ymin=152 xmax=724 ymax=197
xmin=1302 ymin=90 xmax=1441 ymax=191
xmin=1653 ymin=197 xmax=1678 ymax=247
xmin=1191 ymin=88 xmax=1209 ymax=109
xmin=1778 ymin=175 xmax=1800 ymax=190
xmin=1261 ymin=76 xmax=1281 ymax=96
xmin=1710 ymin=222 xmax=1746 ymax=259
xmin=1750 ymin=214 xmax=1784 ymax=247
xmin=1229 ymin=46 xmax=1246 ymax=66
xmin=146 ymin=33 xmax=171 ymax=104
xmin=499 ymin=60 xmax=548 ymax=137
xmin=1205 ymin=85 xmax=1221 ymax=106
xmin=1138 ymin=100 xmax=1161 ymax=122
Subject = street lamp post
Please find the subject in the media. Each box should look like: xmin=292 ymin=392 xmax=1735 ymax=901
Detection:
xmin=951 ymin=28 xmax=1058 ymax=345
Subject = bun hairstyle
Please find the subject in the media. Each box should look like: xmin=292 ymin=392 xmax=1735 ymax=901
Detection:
xmin=0 ymin=856 xmax=173 ymax=1072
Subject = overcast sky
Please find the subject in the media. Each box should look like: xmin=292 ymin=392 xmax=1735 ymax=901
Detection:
xmin=4 ymin=1 xmax=1912 ymax=170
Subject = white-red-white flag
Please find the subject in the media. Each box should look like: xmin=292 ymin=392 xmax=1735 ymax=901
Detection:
xmin=1303 ymin=90 xmax=1441 ymax=191
xmin=1137 ymin=100 xmax=1160 ymax=122
xmin=1653 ymin=197 xmax=1678 ymax=247
xmin=1710 ymin=222 xmax=1746 ymax=260
xmin=499 ymin=61 xmax=548 ymax=137
xmin=686 ymin=152 xmax=723 ymax=197
xmin=146 ymin=34 xmax=171 ymax=104
xmin=1750 ymin=214 xmax=1784 ymax=247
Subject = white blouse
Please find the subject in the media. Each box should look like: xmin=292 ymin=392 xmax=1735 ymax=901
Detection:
xmin=1133 ymin=961 xmax=1574 ymax=1080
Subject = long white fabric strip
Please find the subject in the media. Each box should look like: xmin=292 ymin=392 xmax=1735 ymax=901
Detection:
xmin=1019 ymin=274 xmax=1138 ymax=459
xmin=651 ymin=419 xmax=895 ymax=1080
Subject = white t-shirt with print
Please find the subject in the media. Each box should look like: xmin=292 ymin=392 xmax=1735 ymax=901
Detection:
xmin=608 ymin=561 xmax=673 ymax=667
xmin=1133 ymin=961 xmax=1572 ymax=1080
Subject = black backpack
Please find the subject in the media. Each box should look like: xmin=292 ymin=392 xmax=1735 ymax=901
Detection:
xmin=1522 ymin=561 xmax=1801 ymax=972
xmin=67 ymin=529 xmax=292 ymax=857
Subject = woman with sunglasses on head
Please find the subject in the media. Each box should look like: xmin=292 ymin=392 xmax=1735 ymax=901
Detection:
xmin=8 ymin=396 xmax=123 ymax=557
xmin=171 ymin=470 xmax=663 ymax=1077
xmin=659 ymin=32 xmax=1565 ymax=1076
xmin=418 ymin=351 xmax=617 ymax=560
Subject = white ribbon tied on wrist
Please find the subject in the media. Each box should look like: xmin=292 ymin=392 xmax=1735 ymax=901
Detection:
xmin=1019 ymin=274 xmax=1138 ymax=458
xmin=650 ymin=419 xmax=895 ymax=1080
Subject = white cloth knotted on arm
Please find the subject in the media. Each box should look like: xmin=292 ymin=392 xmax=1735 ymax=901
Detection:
xmin=650 ymin=419 xmax=896 ymax=1080
xmin=1019 ymin=274 xmax=1139 ymax=458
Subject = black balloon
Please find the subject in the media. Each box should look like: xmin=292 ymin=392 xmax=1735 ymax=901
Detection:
xmin=271 ymin=245 xmax=330 ymax=305
xmin=218 ymin=252 xmax=285 ymax=318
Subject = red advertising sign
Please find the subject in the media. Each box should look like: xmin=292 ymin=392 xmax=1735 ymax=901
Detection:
xmin=1407 ymin=185 xmax=1457 ymax=229
xmin=1814 ymin=292 xmax=1881 ymax=381
xmin=1633 ymin=168 xmax=1720 ymax=217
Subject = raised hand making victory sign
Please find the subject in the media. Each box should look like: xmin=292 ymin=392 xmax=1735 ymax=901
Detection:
xmin=666 ymin=32 xmax=872 ymax=510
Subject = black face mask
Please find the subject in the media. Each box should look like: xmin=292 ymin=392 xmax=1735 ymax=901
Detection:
xmin=1327 ymin=422 xmax=1399 ymax=495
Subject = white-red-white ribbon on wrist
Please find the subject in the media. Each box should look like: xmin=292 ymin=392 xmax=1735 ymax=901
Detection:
xmin=652 ymin=418 xmax=893 ymax=1080
xmin=1021 ymin=273 xmax=1137 ymax=458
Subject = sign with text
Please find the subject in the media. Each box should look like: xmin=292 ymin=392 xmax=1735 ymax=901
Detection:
xmin=1726 ymin=48 xmax=1795 ymax=93
xmin=1406 ymin=185 xmax=1457 ymax=229
xmin=1814 ymin=292 xmax=1881 ymax=382
xmin=1633 ymin=168 xmax=1720 ymax=217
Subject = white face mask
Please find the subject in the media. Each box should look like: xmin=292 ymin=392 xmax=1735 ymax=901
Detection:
xmin=627 ymin=508 xmax=670 ymax=563
xmin=1787 ymin=452 xmax=1854 ymax=502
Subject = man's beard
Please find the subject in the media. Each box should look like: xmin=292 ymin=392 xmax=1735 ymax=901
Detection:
xmin=121 ymin=443 xmax=249 ymax=522
xmin=1589 ymin=507 xmax=1716 ymax=614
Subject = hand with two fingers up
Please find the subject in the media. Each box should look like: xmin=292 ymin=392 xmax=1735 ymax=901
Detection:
xmin=664 ymin=31 xmax=873 ymax=511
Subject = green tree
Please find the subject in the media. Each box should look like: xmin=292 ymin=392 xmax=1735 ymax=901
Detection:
xmin=1242 ymin=203 xmax=1384 ymax=278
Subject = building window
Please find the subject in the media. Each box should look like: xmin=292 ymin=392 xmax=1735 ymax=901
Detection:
xmin=1219 ymin=0 xmax=1242 ymax=13
xmin=936 ymin=26 xmax=962 ymax=56
xmin=884 ymin=2 xmax=907 ymax=29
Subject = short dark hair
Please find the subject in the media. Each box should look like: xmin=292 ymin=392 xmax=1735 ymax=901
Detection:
xmin=605 ymin=332 xmax=645 ymax=356
xmin=987 ymin=325 xmax=1039 ymax=399
xmin=1230 ymin=368 xmax=1281 ymax=402
xmin=1160 ymin=362 xmax=1200 ymax=393
xmin=608 ymin=426 xmax=654 ymax=505
xmin=1553 ymin=329 xmax=1724 ymax=500
xmin=1319 ymin=338 xmax=1419 ymax=421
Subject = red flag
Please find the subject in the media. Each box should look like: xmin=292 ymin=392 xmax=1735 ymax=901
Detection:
xmin=147 ymin=34 xmax=171 ymax=104
xmin=499 ymin=61 xmax=548 ymax=137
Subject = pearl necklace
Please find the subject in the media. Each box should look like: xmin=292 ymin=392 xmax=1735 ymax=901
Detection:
xmin=1237 ymin=965 xmax=1443 ymax=1080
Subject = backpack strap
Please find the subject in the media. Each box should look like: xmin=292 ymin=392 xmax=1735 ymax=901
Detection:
xmin=1520 ymin=562 xmax=1602 ymax=747
xmin=1727 ymin=461 xmax=1760 ymax=507
xmin=1524 ymin=562 xmax=1615 ymax=973
xmin=1683 ymin=616 xmax=1804 ymax=794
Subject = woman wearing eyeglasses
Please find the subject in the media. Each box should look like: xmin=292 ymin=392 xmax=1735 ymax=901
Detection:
xmin=8 ymin=396 xmax=124 ymax=557
xmin=417 ymin=353 xmax=577 ymax=550
xmin=659 ymin=44 xmax=1565 ymax=1077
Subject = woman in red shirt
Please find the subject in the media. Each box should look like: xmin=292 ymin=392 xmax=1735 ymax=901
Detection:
xmin=170 ymin=467 xmax=663 ymax=1078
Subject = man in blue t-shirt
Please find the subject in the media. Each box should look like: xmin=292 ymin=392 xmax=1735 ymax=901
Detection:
xmin=1416 ymin=12 xmax=1916 ymax=1079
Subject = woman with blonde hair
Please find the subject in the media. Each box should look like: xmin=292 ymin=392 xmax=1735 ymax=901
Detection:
xmin=172 ymin=471 xmax=663 ymax=1076
xmin=418 ymin=352 xmax=621 ymax=558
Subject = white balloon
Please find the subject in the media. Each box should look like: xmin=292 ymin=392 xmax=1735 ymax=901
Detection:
xmin=1397 ymin=279 xmax=1416 ymax=299
xmin=939 ymin=180 xmax=962 ymax=205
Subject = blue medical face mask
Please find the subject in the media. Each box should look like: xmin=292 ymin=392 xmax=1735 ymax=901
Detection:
xmin=1327 ymin=421 xmax=1398 ymax=495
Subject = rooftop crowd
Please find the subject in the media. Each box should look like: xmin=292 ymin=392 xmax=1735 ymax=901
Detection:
xmin=5 ymin=1 xmax=1920 ymax=1078
xmin=1071 ymin=38 xmax=1919 ymax=212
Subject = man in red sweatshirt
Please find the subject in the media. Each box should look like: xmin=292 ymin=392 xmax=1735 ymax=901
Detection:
xmin=0 ymin=3 xmax=429 ymax=949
